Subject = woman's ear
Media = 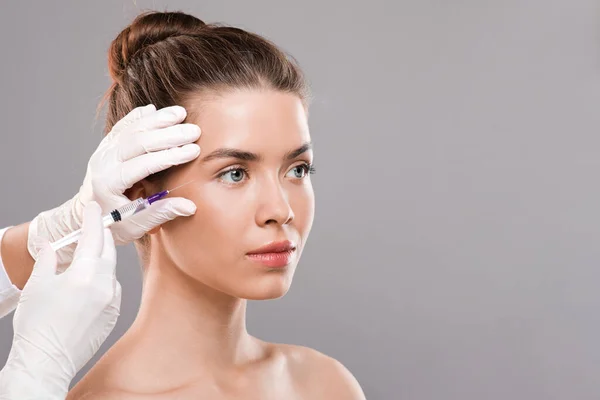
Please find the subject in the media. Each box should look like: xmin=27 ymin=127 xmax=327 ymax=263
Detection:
xmin=124 ymin=180 xmax=151 ymax=201
xmin=147 ymin=226 xmax=161 ymax=235
xmin=125 ymin=180 xmax=162 ymax=235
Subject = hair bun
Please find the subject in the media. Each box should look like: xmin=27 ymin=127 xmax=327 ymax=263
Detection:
xmin=108 ymin=11 xmax=206 ymax=83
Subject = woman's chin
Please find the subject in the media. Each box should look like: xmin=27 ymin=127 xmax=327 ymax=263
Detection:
xmin=243 ymin=289 xmax=290 ymax=300
xmin=232 ymin=276 xmax=293 ymax=300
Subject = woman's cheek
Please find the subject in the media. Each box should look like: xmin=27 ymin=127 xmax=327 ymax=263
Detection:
xmin=285 ymin=180 xmax=314 ymax=238
xmin=193 ymin=183 xmax=253 ymax=226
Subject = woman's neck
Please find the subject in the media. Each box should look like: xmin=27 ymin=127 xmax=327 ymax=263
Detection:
xmin=139 ymin=262 xmax=258 ymax=363
xmin=103 ymin=251 xmax=266 ymax=389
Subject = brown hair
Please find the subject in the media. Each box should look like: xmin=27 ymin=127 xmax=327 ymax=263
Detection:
xmin=102 ymin=11 xmax=310 ymax=260
xmin=104 ymin=10 xmax=310 ymax=132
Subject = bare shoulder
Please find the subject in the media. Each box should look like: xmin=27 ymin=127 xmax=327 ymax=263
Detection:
xmin=67 ymin=364 xmax=139 ymax=400
xmin=67 ymin=379 xmax=128 ymax=400
xmin=275 ymin=343 xmax=366 ymax=400
xmin=67 ymin=387 xmax=135 ymax=400
xmin=68 ymin=382 xmax=158 ymax=400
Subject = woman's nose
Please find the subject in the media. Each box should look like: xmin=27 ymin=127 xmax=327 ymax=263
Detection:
xmin=255 ymin=180 xmax=294 ymax=227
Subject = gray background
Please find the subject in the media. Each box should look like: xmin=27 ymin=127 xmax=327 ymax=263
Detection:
xmin=1 ymin=0 xmax=599 ymax=398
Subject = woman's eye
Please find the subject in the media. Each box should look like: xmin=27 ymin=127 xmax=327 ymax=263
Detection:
xmin=219 ymin=164 xmax=314 ymax=184
xmin=220 ymin=168 xmax=246 ymax=183
xmin=286 ymin=164 xmax=311 ymax=179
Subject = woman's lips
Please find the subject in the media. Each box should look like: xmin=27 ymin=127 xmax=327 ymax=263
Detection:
xmin=246 ymin=249 xmax=295 ymax=268
xmin=246 ymin=240 xmax=296 ymax=268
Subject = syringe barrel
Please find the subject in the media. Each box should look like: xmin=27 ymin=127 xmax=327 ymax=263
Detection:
xmin=113 ymin=198 xmax=149 ymax=220
xmin=49 ymin=213 xmax=115 ymax=251
xmin=49 ymin=197 xmax=152 ymax=252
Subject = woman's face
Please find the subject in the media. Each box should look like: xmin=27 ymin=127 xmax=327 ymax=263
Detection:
xmin=149 ymin=89 xmax=314 ymax=300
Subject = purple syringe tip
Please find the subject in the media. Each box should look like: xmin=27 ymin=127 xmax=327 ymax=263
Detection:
xmin=145 ymin=180 xmax=195 ymax=205
xmin=146 ymin=190 xmax=169 ymax=205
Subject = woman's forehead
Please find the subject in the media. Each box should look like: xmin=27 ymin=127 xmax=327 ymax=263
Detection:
xmin=189 ymin=90 xmax=310 ymax=152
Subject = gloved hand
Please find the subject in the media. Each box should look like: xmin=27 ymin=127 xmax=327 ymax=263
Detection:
xmin=27 ymin=104 xmax=201 ymax=271
xmin=0 ymin=201 xmax=121 ymax=400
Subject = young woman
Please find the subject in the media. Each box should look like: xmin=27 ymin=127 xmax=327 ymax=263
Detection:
xmin=68 ymin=11 xmax=365 ymax=399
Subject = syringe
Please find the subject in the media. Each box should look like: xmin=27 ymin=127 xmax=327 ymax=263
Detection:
xmin=49 ymin=180 xmax=195 ymax=252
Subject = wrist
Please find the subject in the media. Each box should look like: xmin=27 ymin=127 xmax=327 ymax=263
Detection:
xmin=1 ymin=224 xmax=33 ymax=290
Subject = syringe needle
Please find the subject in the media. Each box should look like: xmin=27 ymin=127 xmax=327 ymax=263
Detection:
xmin=166 ymin=179 xmax=196 ymax=194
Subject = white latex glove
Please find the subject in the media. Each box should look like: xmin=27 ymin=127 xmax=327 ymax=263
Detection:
xmin=0 ymin=202 xmax=121 ymax=400
xmin=28 ymin=104 xmax=201 ymax=271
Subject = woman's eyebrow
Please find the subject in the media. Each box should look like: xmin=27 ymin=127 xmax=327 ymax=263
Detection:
xmin=201 ymin=141 xmax=312 ymax=163
xmin=201 ymin=148 xmax=260 ymax=163
xmin=284 ymin=142 xmax=312 ymax=160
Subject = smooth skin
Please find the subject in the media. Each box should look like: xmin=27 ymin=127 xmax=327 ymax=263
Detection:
xmin=67 ymin=90 xmax=365 ymax=399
